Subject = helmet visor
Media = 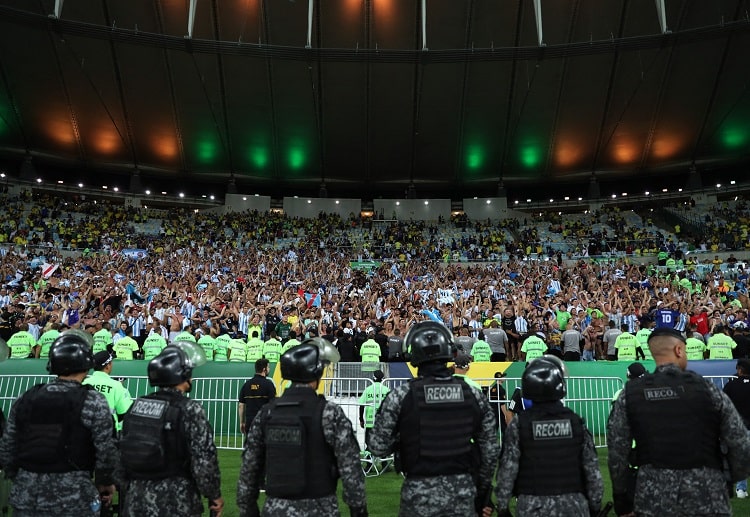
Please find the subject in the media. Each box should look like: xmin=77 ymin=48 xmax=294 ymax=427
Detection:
xmin=317 ymin=338 xmax=341 ymax=365
xmin=172 ymin=340 xmax=208 ymax=368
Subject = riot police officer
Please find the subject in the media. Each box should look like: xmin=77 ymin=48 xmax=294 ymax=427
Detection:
xmin=119 ymin=341 xmax=224 ymax=517
xmin=494 ymin=356 xmax=603 ymax=516
xmin=367 ymin=321 xmax=499 ymax=517
xmin=608 ymin=327 xmax=750 ymax=516
xmin=237 ymin=338 xmax=367 ymax=517
xmin=0 ymin=330 xmax=119 ymax=516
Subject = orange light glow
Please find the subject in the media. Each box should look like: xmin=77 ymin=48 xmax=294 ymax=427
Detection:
xmin=154 ymin=135 xmax=178 ymax=160
xmin=614 ymin=141 xmax=638 ymax=163
xmin=374 ymin=0 xmax=395 ymax=22
xmin=47 ymin=118 xmax=75 ymax=146
xmin=94 ymin=130 xmax=120 ymax=154
xmin=345 ymin=0 xmax=363 ymax=15
xmin=651 ymin=137 xmax=682 ymax=159
xmin=555 ymin=141 xmax=582 ymax=167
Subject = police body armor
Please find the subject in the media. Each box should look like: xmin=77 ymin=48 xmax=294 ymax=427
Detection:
xmin=625 ymin=369 xmax=722 ymax=470
xmin=515 ymin=403 xmax=585 ymax=495
xmin=14 ymin=384 xmax=95 ymax=473
xmin=120 ymin=390 xmax=190 ymax=480
xmin=263 ymin=387 xmax=337 ymax=499
xmin=398 ymin=376 xmax=480 ymax=477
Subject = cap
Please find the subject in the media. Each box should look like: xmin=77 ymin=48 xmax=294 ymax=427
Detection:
xmin=626 ymin=362 xmax=647 ymax=379
xmin=494 ymin=371 xmax=507 ymax=379
xmin=373 ymin=369 xmax=385 ymax=381
xmin=453 ymin=353 xmax=472 ymax=369
xmin=93 ymin=351 xmax=114 ymax=369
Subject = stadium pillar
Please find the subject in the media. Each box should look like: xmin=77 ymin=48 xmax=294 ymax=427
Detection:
xmin=187 ymin=0 xmax=197 ymax=38
xmin=533 ymin=0 xmax=544 ymax=46
xmin=53 ymin=0 xmax=64 ymax=18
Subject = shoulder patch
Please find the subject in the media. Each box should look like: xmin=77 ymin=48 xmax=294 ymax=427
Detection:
xmin=423 ymin=384 xmax=464 ymax=404
xmin=130 ymin=398 xmax=169 ymax=419
xmin=532 ymin=419 xmax=573 ymax=440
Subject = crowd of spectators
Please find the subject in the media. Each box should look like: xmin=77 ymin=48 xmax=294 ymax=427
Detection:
xmin=0 ymin=191 xmax=748 ymax=364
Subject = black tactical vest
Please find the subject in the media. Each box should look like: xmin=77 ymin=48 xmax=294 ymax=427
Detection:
xmin=515 ymin=403 xmax=585 ymax=495
xmin=15 ymin=383 xmax=96 ymax=473
xmin=120 ymin=390 xmax=190 ymax=480
xmin=398 ymin=376 xmax=480 ymax=477
xmin=264 ymin=387 xmax=338 ymax=499
xmin=626 ymin=369 xmax=722 ymax=470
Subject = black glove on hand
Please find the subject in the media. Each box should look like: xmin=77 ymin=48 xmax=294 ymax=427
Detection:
xmin=613 ymin=492 xmax=633 ymax=516
xmin=475 ymin=488 xmax=493 ymax=514
xmin=350 ymin=506 xmax=368 ymax=517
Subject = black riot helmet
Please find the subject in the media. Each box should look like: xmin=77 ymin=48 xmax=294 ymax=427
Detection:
xmin=403 ymin=321 xmax=453 ymax=367
xmin=148 ymin=341 xmax=207 ymax=388
xmin=47 ymin=330 xmax=95 ymax=375
xmin=280 ymin=337 xmax=341 ymax=383
xmin=522 ymin=355 xmax=568 ymax=402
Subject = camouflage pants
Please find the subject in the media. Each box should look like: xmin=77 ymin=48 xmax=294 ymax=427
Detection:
xmin=399 ymin=474 xmax=476 ymax=517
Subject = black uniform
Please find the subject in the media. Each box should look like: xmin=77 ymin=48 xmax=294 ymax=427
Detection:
xmin=495 ymin=402 xmax=603 ymax=515
xmin=387 ymin=335 xmax=404 ymax=361
xmin=724 ymin=373 xmax=750 ymax=429
xmin=119 ymin=387 xmax=222 ymax=516
xmin=0 ymin=379 xmax=119 ymax=516
xmin=238 ymin=374 xmax=277 ymax=430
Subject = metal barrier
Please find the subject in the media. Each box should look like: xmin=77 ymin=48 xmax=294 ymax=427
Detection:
xmin=704 ymin=375 xmax=737 ymax=391
xmin=485 ymin=376 xmax=624 ymax=448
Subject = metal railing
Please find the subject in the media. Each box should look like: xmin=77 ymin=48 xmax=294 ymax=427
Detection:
xmin=0 ymin=371 xmax=627 ymax=451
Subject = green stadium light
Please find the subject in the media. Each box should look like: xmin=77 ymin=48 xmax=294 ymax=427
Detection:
xmin=196 ymin=137 xmax=217 ymax=163
xmin=466 ymin=145 xmax=484 ymax=170
xmin=722 ymin=126 xmax=748 ymax=149
xmin=520 ymin=145 xmax=542 ymax=168
xmin=288 ymin=144 xmax=306 ymax=170
xmin=249 ymin=147 xmax=269 ymax=168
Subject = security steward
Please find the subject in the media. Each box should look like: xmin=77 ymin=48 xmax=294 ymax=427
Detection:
xmin=608 ymin=328 xmax=750 ymax=517
xmin=367 ymin=321 xmax=499 ymax=517
xmin=119 ymin=341 xmax=224 ymax=517
xmin=83 ymin=350 xmax=133 ymax=433
xmin=493 ymin=356 xmax=603 ymax=516
xmin=237 ymin=338 xmax=367 ymax=517
xmin=0 ymin=330 xmax=119 ymax=516
xmin=358 ymin=369 xmax=391 ymax=445
xmin=238 ymin=358 xmax=277 ymax=435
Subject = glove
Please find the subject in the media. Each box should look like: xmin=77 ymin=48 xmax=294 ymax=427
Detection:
xmin=474 ymin=488 xmax=493 ymax=514
xmin=350 ymin=506 xmax=368 ymax=517
xmin=612 ymin=492 xmax=633 ymax=516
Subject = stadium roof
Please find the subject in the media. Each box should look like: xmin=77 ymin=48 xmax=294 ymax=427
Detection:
xmin=0 ymin=0 xmax=749 ymax=200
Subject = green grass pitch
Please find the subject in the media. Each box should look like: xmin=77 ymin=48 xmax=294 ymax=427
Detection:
xmin=214 ymin=448 xmax=750 ymax=516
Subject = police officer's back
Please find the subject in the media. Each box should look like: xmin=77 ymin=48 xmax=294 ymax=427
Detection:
xmin=238 ymin=358 xmax=276 ymax=435
xmin=367 ymin=321 xmax=499 ymax=517
xmin=0 ymin=330 xmax=119 ymax=516
xmin=119 ymin=341 xmax=224 ymax=517
xmin=608 ymin=328 xmax=750 ymax=516
xmin=494 ymin=356 xmax=603 ymax=516
xmin=237 ymin=338 xmax=367 ymax=517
